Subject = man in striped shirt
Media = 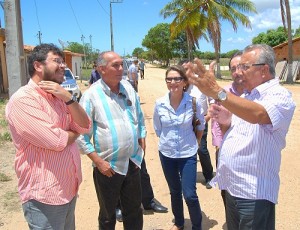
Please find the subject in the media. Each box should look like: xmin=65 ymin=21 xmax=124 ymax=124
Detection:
xmin=5 ymin=43 xmax=91 ymax=229
xmin=76 ymin=51 xmax=145 ymax=229
xmin=186 ymin=44 xmax=296 ymax=230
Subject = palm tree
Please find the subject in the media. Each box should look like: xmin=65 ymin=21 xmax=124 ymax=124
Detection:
xmin=161 ymin=0 xmax=256 ymax=78
xmin=205 ymin=1 xmax=257 ymax=77
xmin=280 ymin=0 xmax=293 ymax=83
xmin=160 ymin=0 xmax=207 ymax=61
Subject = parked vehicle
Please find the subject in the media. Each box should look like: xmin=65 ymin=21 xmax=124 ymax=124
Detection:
xmin=122 ymin=59 xmax=131 ymax=80
xmin=61 ymin=68 xmax=82 ymax=101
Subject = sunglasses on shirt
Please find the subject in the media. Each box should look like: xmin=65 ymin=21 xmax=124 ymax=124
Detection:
xmin=118 ymin=92 xmax=132 ymax=106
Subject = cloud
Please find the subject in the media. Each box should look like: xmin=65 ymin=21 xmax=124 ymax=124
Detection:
xmin=251 ymin=0 xmax=280 ymax=12
xmin=226 ymin=37 xmax=246 ymax=43
xmin=248 ymin=0 xmax=300 ymax=31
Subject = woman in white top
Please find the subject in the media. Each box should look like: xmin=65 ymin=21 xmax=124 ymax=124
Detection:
xmin=153 ymin=65 xmax=205 ymax=230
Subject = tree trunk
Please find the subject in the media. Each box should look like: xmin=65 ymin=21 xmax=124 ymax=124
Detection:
xmin=215 ymin=51 xmax=221 ymax=79
xmin=186 ymin=34 xmax=191 ymax=61
xmin=285 ymin=0 xmax=293 ymax=84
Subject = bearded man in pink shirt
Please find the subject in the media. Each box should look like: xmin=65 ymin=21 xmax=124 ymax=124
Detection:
xmin=5 ymin=43 xmax=91 ymax=230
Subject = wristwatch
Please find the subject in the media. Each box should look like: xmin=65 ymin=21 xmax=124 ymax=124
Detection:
xmin=217 ymin=89 xmax=228 ymax=102
xmin=65 ymin=94 xmax=77 ymax=105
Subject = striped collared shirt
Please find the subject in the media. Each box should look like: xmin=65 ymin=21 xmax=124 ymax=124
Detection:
xmin=5 ymin=79 xmax=91 ymax=205
xmin=76 ymin=79 xmax=146 ymax=175
xmin=211 ymin=78 xmax=296 ymax=204
xmin=153 ymin=92 xmax=205 ymax=158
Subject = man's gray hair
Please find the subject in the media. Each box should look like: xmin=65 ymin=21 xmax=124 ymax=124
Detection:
xmin=96 ymin=51 xmax=111 ymax=67
xmin=243 ymin=44 xmax=276 ymax=78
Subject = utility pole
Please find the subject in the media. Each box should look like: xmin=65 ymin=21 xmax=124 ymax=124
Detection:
xmin=37 ymin=30 xmax=42 ymax=45
xmin=4 ymin=0 xmax=27 ymax=97
xmin=81 ymin=34 xmax=87 ymax=70
xmin=110 ymin=0 xmax=123 ymax=51
xmin=89 ymin=34 xmax=92 ymax=51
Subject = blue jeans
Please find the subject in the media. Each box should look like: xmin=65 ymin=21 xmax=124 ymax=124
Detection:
xmin=225 ymin=191 xmax=275 ymax=230
xmin=22 ymin=196 xmax=77 ymax=230
xmin=159 ymin=152 xmax=202 ymax=230
xmin=93 ymin=160 xmax=143 ymax=230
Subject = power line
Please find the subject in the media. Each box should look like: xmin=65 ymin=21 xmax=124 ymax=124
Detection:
xmin=67 ymin=0 xmax=83 ymax=35
xmin=33 ymin=0 xmax=42 ymax=44
xmin=95 ymin=0 xmax=109 ymax=16
xmin=33 ymin=0 xmax=41 ymax=31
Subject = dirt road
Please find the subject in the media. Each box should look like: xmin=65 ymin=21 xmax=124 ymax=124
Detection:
xmin=1 ymin=64 xmax=300 ymax=229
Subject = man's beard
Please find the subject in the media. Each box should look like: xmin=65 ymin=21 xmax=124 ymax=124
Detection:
xmin=43 ymin=68 xmax=64 ymax=84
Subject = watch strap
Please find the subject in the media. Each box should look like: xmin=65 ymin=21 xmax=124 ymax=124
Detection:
xmin=65 ymin=95 xmax=76 ymax=105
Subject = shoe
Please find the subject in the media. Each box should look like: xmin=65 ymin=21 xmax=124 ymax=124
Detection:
xmin=170 ymin=224 xmax=184 ymax=230
xmin=115 ymin=208 xmax=123 ymax=222
xmin=205 ymin=181 xmax=212 ymax=189
xmin=144 ymin=198 xmax=168 ymax=213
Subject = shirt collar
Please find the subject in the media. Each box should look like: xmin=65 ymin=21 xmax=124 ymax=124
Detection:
xmin=98 ymin=79 xmax=126 ymax=97
xmin=28 ymin=79 xmax=55 ymax=99
xmin=162 ymin=92 xmax=190 ymax=108
xmin=245 ymin=78 xmax=278 ymax=97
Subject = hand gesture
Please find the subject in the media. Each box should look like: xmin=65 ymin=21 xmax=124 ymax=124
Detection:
xmin=185 ymin=59 xmax=221 ymax=98
xmin=209 ymin=103 xmax=232 ymax=127
xmin=38 ymin=81 xmax=71 ymax=102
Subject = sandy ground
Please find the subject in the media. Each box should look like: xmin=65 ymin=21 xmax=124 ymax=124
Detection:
xmin=0 ymin=64 xmax=300 ymax=230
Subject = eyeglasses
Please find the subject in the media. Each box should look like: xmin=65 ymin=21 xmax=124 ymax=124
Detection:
xmin=230 ymin=67 xmax=237 ymax=73
xmin=45 ymin=58 xmax=66 ymax=66
xmin=237 ymin=63 xmax=265 ymax=71
xmin=165 ymin=77 xmax=184 ymax=83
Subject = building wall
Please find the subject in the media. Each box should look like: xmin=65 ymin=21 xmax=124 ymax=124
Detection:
xmin=71 ymin=56 xmax=82 ymax=77
xmin=64 ymin=51 xmax=82 ymax=77
xmin=274 ymin=38 xmax=300 ymax=62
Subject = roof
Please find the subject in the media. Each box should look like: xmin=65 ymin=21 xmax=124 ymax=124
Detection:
xmin=63 ymin=50 xmax=85 ymax=57
xmin=24 ymin=45 xmax=35 ymax=52
xmin=22 ymin=44 xmax=84 ymax=57
xmin=273 ymin=36 xmax=300 ymax=49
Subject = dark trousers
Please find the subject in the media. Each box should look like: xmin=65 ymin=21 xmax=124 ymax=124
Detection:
xmin=117 ymin=159 xmax=155 ymax=210
xmin=140 ymin=158 xmax=155 ymax=208
xmin=93 ymin=160 xmax=143 ymax=230
xmin=128 ymin=80 xmax=138 ymax=92
xmin=140 ymin=69 xmax=144 ymax=79
xmin=198 ymin=123 xmax=213 ymax=182
xmin=215 ymin=148 xmax=227 ymax=208
xmin=225 ymin=191 xmax=275 ymax=230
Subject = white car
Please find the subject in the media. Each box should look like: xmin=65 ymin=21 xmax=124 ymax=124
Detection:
xmin=61 ymin=68 xmax=82 ymax=101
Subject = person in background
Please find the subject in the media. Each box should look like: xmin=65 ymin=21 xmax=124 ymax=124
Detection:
xmin=76 ymin=51 xmax=144 ymax=230
xmin=186 ymin=44 xmax=295 ymax=230
xmin=5 ymin=43 xmax=91 ymax=230
xmin=139 ymin=59 xmax=146 ymax=80
xmin=153 ymin=65 xmax=205 ymax=230
xmin=210 ymin=51 xmax=244 ymax=209
xmin=89 ymin=62 xmax=101 ymax=86
xmin=179 ymin=59 xmax=214 ymax=189
xmin=128 ymin=59 xmax=139 ymax=92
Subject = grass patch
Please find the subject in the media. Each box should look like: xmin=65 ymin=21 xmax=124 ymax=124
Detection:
xmin=0 ymin=172 xmax=12 ymax=182
xmin=0 ymin=99 xmax=12 ymax=143
xmin=2 ymin=191 xmax=20 ymax=212
xmin=0 ymin=119 xmax=8 ymax=128
xmin=0 ymin=131 xmax=12 ymax=142
xmin=0 ymin=98 xmax=7 ymax=105
xmin=81 ymin=68 xmax=93 ymax=81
